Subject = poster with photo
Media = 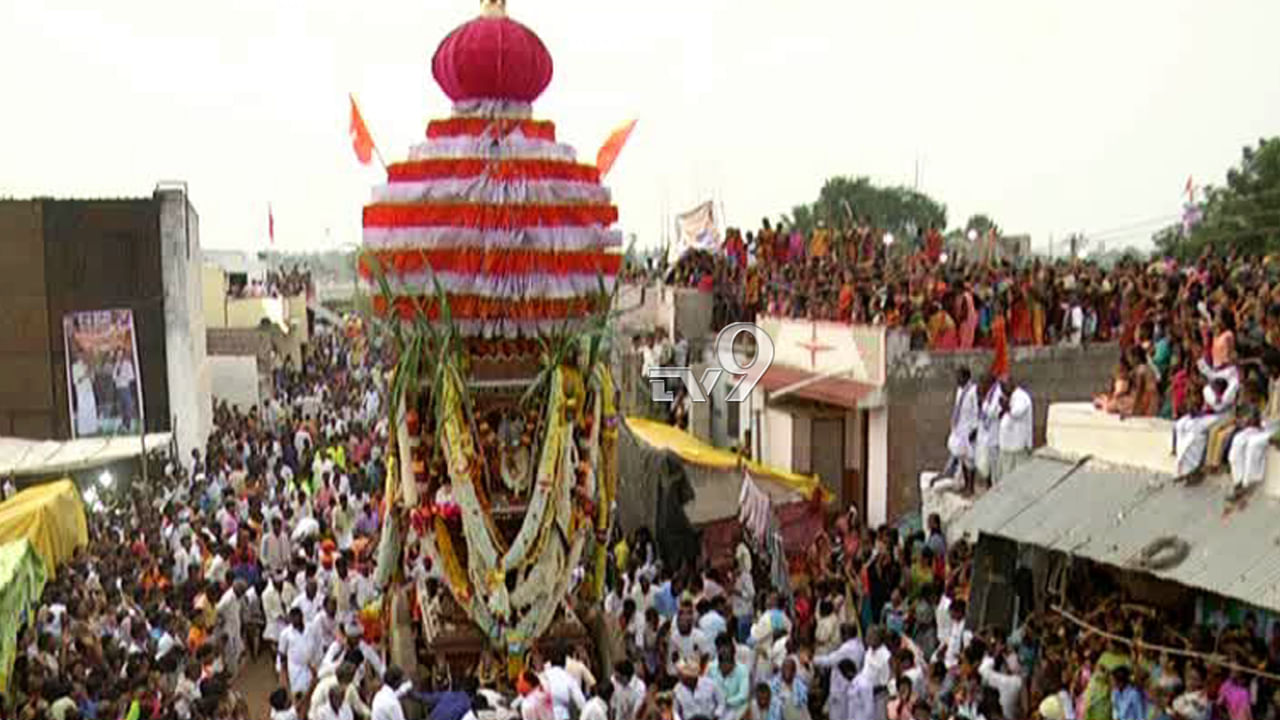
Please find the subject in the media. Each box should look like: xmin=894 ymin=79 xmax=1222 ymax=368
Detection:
xmin=63 ymin=309 xmax=144 ymax=438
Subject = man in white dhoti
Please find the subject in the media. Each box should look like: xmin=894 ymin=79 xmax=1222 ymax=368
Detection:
xmin=975 ymin=374 xmax=1004 ymax=489
xmin=945 ymin=367 xmax=980 ymax=491
xmin=1175 ymin=360 xmax=1239 ymax=477
xmin=1228 ymin=372 xmax=1280 ymax=496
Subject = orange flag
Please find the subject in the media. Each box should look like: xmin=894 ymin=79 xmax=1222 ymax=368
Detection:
xmin=349 ymin=94 xmax=376 ymax=166
xmin=596 ymin=119 xmax=638 ymax=178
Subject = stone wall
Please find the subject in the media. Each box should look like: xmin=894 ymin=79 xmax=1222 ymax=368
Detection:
xmin=883 ymin=341 xmax=1119 ymax=520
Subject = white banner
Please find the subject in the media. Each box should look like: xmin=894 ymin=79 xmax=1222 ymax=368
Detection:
xmin=675 ymin=200 xmax=719 ymax=253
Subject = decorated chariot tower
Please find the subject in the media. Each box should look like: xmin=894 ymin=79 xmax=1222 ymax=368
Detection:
xmin=360 ymin=0 xmax=621 ymax=664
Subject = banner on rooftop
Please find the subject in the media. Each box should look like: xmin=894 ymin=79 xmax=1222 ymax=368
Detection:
xmin=62 ymin=309 xmax=144 ymax=439
xmin=675 ymin=200 xmax=720 ymax=253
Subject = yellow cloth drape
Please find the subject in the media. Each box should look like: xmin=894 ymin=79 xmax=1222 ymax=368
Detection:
xmin=625 ymin=417 xmax=830 ymax=501
xmin=0 ymin=479 xmax=88 ymax=579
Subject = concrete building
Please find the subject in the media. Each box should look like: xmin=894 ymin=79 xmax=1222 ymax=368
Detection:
xmin=0 ymin=188 xmax=211 ymax=458
xmin=201 ymin=254 xmax=310 ymax=411
xmin=949 ymin=403 xmax=1280 ymax=631
xmin=738 ymin=316 xmax=1116 ymax=525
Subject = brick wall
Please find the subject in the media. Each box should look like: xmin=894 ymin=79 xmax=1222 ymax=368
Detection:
xmin=883 ymin=342 xmax=1119 ymax=520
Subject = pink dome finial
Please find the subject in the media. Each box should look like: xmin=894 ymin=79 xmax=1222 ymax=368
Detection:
xmin=432 ymin=1 xmax=553 ymax=106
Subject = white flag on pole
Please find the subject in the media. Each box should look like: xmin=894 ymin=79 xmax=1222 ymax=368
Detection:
xmin=675 ymin=200 xmax=719 ymax=253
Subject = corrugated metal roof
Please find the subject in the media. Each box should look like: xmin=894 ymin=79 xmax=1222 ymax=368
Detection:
xmin=952 ymin=453 xmax=1280 ymax=612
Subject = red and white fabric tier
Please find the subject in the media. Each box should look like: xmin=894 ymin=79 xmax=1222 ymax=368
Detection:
xmin=361 ymin=116 xmax=621 ymax=337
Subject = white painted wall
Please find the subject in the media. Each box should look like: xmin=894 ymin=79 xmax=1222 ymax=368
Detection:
xmin=844 ymin=410 xmax=861 ymax=470
xmin=764 ymin=407 xmax=793 ymax=472
xmin=158 ymin=188 xmax=211 ymax=460
xmin=867 ymin=406 xmax=889 ymax=525
xmin=209 ymin=356 xmax=260 ymax=413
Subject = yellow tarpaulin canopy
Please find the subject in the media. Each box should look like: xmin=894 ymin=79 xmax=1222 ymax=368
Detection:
xmin=0 ymin=479 xmax=88 ymax=579
xmin=625 ymin=417 xmax=830 ymax=501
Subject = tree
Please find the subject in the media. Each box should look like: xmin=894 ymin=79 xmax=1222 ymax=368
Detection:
xmin=785 ymin=176 xmax=947 ymax=235
xmin=964 ymin=214 xmax=1000 ymax=237
xmin=1155 ymin=137 xmax=1280 ymax=260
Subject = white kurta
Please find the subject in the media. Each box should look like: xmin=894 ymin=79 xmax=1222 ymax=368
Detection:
xmin=1175 ymin=362 xmax=1239 ymax=476
xmin=947 ymin=383 xmax=980 ymax=463
xmin=278 ymin=625 xmax=318 ymax=694
xmin=976 ymin=385 xmax=1004 ymax=477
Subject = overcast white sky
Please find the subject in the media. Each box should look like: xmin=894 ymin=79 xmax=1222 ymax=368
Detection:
xmin=2 ymin=0 xmax=1278 ymax=254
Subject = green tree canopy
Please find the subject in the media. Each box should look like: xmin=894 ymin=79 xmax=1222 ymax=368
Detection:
xmin=964 ymin=214 xmax=1000 ymax=237
xmin=785 ymin=176 xmax=947 ymax=236
xmin=1156 ymin=137 xmax=1280 ymax=260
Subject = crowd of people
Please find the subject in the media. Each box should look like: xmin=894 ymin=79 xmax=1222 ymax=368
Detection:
xmin=229 ymin=267 xmax=314 ymax=299
xmin=10 ymin=326 xmax=391 ymax=720
xmin=650 ymin=219 xmax=1266 ymax=359
xmin=13 ymin=256 xmax=1280 ymax=720
xmin=653 ymin=218 xmax=1280 ymax=493
xmin=1073 ymin=255 xmax=1280 ymax=496
xmin=585 ymin=507 xmax=1280 ymax=720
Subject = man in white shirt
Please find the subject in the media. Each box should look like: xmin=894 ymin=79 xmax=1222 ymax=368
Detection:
xmin=312 ymin=662 xmax=359 ymax=719
xmin=262 ymin=517 xmax=293 ymax=577
xmin=668 ymin=607 xmax=713 ymax=676
xmin=828 ymin=661 xmax=874 ymax=720
xmin=945 ymin=367 xmax=980 ymax=491
xmin=975 ymin=374 xmax=1004 ymax=487
xmin=372 ymin=665 xmax=414 ymax=720
xmin=611 ymin=661 xmax=647 ymax=720
xmin=814 ymin=626 xmax=865 ymax=675
xmin=629 ymin=575 xmax=659 ymax=618
xmin=979 ymin=652 xmax=1024 ymax=720
xmin=860 ymin=628 xmax=892 ymax=720
xmin=1176 ymin=360 xmax=1240 ymax=477
xmin=173 ymin=535 xmax=194 ymax=586
xmin=278 ymin=607 xmax=319 ymax=695
xmin=674 ymin=662 xmax=725 ymax=720
xmin=542 ymin=646 xmax=587 ymax=720
xmin=307 ymin=596 xmax=340 ymax=653
xmin=1063 ymin=298 xmax=1085 ymax=346
xmin=996 ymin=378 xmax=1034 ymax=484
xmin=320 ymin=622 xmax=386 ymax=681
xmin=293 ymin=579 xmax=324 ymax=619
xmin=315 ymin=680 xmax=356 ymax=720
xmin=217 ymin=579 xmax=247 ymax=674
xmin=934 ymin=597 xmax=972 ymax=669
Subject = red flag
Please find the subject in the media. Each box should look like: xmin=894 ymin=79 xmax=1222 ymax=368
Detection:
xmin=349 ymin=94 xmax=376 ymax=166
xmin=595 ymin=119 xmax=637 ymax=178
xmin=268 ymin=204 xmax=275 ymax=244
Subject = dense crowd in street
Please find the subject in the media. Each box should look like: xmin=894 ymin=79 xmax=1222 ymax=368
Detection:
xmin=11 ymin=289 xmax=1280 ymax=720
xmin=10 ymin=326 xmax=391 ymax=720
xmin=229 ymin=267 xmax=314 ymax=299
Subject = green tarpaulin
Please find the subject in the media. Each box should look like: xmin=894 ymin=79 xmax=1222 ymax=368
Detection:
xmin=0 ymin=539 xmax=47 ymax=695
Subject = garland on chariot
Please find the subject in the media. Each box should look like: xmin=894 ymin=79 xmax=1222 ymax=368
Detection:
xmin=359 ymin=0 xmax=623 ymax=671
